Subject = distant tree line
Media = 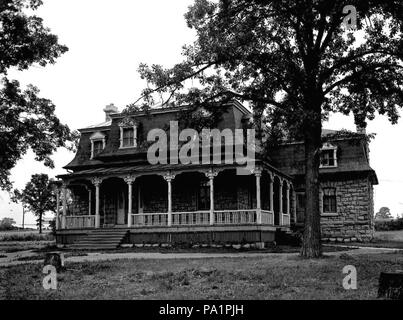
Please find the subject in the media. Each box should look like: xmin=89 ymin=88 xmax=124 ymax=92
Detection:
xmin=374 ymin=207 xmax=403 ymax=231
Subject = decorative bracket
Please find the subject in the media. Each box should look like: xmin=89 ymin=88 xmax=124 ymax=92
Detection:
xmin=91 ymin=177 xmax=104 ymax=187
xmin=204 ymin=168 xmax=219 ymax=180
xmin=163 ymin=172 xmax=176 ymax=182
xmin=124 ymin=175 xmax=136 ymax=185
xmin=251 ymin=166 xmax=263 ymax=177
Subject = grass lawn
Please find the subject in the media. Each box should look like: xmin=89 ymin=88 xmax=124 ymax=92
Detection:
xmin=348 ymin=230 xmax=403 ymax=249
xmin=374 ymin=230 xmax=403 ymax=242
xmin=1 ymin=251 xmax=402 ymax=300
xmin=0 ymin=241 xmax=55 ymax=253
xmin=0 ymin=230 xmax=55 ymax=253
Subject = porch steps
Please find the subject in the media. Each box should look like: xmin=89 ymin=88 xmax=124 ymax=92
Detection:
xmin=68 ymin=229 xmax=129 ymax=250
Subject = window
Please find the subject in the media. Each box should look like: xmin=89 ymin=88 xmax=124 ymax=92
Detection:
xmin=93 ymin=140 xmax=104 ymax=156
xmin=197 ymin=181 xmax=210 ymax=210
xmin=323 ymin=188 xmax=337 ymax=213
xmin=89 ymin=131 xmax=106 ymax=159
xmin=297 ymin=193 xmax=305 ymax=210
xmin=320 ymin=143 xmax=337 ymax=167
xmin=119 ymin=125 xmax=137 ymax=148
xmin=122 ymin=127 xmax=135 ymax=147
xmin=119 ymin=117 xmax=138 ymax=148
xmin=321 ymin=150 xmax=336 ymax=167
xmin=296 ymin=192 xmax=306 ymax=223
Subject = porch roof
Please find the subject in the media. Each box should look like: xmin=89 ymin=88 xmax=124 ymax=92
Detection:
xmin=57 ymin=160 xmax=292 ymax=181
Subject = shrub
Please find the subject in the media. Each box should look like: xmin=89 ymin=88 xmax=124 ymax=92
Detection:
xmin=49 ymin=219 xmax=56 ymax=235
xmin=0 ymin=217 xmax=17 ymax=231
xmin=375 ymin=218 xmax=403 ymax=231
xmin=0 ymin=232 xmax=54 ymax=242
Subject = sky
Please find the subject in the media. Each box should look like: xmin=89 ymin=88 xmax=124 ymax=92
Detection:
xmin=1 ymin=0 xmax=402 ymax=227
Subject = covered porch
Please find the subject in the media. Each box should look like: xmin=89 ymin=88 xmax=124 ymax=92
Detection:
xmin=55 ymin=163 xmax=296 ymax=233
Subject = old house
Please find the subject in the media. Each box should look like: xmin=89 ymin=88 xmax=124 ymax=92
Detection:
xmin=55 ymin=101 xmax=377 ymax=248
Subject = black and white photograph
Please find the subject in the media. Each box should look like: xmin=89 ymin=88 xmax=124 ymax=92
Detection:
xmin=0 ymin=0 xmax=403 ymax=308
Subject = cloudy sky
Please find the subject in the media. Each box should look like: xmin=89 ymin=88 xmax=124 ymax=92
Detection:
xmin=1 ymin=0 xmax=402 ymax=226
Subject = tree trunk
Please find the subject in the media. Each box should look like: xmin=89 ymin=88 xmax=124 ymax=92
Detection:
xmin=300 ymin=111 xmax=322 ymax=258
xmin=38 ymin=212 xmax=43 ymax=234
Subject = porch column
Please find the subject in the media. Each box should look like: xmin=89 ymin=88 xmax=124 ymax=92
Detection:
xmin=279 ymin=178 xmax=283 ymax=225
xmin=55 ymin=187 xmax=60 ymax=230
xmin=269 ymin=173 xmax=274 ymax=212
xmin=205 ymin=169 xmax=218 ymax=225
xmin=253 ymin=167 xmax=263 ymax=224
xmin=88 ymin=189 xmax=92 ymax=215
xmin=163 ymin=172 xmax=176 ymax=226
xmin=91 ymin=177 xmax=103 ymax=228
xmin=61 ymin=184 xmax=67 ymax=229
xmin=84 ymin=186 xmax=92 ymax=228
xmin=124 ymin=175 xmax=136 ymax=227
xmin=292 ymin=187 xmax=297 ymax=224
xmin=286 ymin=182 xmax=290 ymax=216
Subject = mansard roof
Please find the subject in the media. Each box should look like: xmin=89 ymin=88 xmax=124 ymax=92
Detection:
xmin=268 ymin=130 xmax=378 ymax=184
xmin=64 ymin=100 xmax=252 ymax=170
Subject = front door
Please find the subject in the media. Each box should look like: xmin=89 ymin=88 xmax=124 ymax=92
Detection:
xmin=116 ymin=190 xmax=126 ymax=225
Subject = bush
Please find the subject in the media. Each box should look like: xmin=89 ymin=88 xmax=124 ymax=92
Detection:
xmin=0 ymin=232 xmax=54 ymax=242
xmin=0 ymin=217 xmax=17 ymax=231
xmin=375 ymin=218 xmax=403 ymax=231
xmin=49 ymin=219 xmax=56 ymax=235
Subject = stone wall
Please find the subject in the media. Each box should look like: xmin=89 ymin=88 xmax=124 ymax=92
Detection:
xmin=320 ymin=177 xmax=374 ymax=242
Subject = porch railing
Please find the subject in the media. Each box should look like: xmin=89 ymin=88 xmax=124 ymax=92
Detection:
xmin=172 ymin=211 xmax=210 ymax=226
xmin=282 ymin=214 xmax=291 ymax=226
xmin=215 ymin=210 xmax=257 ymax=224
xmin=132 ymin=213 xmax=168 ymax=227
xmin=261 ymin=210 xmax=274 ymax=225
xmin=61 ymin=210 xmax=289 ymax=229
xmin=65 ymin=215 xmax=95 ymax=229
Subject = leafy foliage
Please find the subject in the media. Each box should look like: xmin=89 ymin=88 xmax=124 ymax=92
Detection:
xmin=129 ymin=0 xmax=403 ymax=258
xmin=0 ymin=0 xmax=76 ymax=190
xmin=375 ymin=206 xmax=393 ymax=220
xmin=12 ymin=173 xmax=55 ymax=233
xmin=0 ymin=217 xmax=16 ymax=230
xmin=375 ymin=218 xmax=403 ymax=231
xmin=133 ymin=0 xmax=403 ymax=131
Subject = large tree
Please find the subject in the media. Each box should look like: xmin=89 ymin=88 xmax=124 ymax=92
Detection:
xmin=0 ymin=0 xmax=77 ymax=191
xmin=375 ymin=207 xmax=393 ymax=220
xmin=12 ymin=173 xmax=55 ymax=233
xmin=131 ymin=0 xmax=403 ymax=257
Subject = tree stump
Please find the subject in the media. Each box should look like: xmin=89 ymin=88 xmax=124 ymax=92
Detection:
xmin=378 ymin=271 xmax=403 ymax=300
xmin=44 ymin=253 xmax=64 ymax=272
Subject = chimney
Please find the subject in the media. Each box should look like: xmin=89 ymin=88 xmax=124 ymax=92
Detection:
xmin=103 ymin=103 xmax=118 ymax=121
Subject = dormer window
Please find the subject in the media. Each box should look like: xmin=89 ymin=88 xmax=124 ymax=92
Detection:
xmin=119 ymin=117 xmax=137 ymax=148
xmin=122 ymin=127 xmax=135 ymax=147
xmin=90 ymin=131 xmax=106 ymax=159
xmin=320 ymin=143 xmax=337 ymax=168
xmin=93 ymin=140 xmax=104 ymax=156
